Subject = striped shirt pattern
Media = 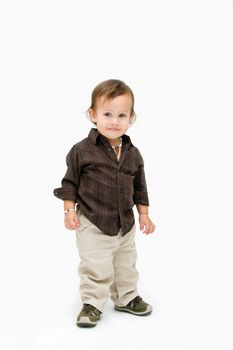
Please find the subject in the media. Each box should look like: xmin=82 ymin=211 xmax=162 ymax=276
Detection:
xmin=54 ymin=128 xmax=149 ymax=236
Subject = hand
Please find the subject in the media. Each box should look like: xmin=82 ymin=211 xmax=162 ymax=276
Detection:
xmin=64 ymin=211 xmax=80 ymax=230
xmin=139 ymin=214 xmax=155 ymax=235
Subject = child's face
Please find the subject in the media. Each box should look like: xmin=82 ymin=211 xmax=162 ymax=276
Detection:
xmin=89 ymin=94 xmax=132 ymax=144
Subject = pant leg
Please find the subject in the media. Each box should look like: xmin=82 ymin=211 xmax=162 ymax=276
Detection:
xmin=110 ymin=224 xmax=139 ymax=307
xmin=75 ymin=212 xmax=116 ymax=312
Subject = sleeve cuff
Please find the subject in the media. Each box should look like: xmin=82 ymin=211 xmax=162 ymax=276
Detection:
xmin=133 ymin=191 xmax=149 ymax=206
xmin=53 ymin=187 xmax=77 ymax=201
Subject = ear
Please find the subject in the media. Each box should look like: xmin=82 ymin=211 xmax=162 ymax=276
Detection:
xmin=89 ymin=108 xmax=97 ymax=123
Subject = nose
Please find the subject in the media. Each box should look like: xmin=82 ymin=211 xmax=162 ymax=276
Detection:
xmin=110 ymin=116 xmax=119 ymax=125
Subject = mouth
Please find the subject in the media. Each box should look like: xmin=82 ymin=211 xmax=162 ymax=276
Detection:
xmin=108 ymin=128 xmax=119 ymax=131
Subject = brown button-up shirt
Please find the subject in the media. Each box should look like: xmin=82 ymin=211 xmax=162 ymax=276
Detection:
xmin=53 ymin=128 xmax=149 ymax=236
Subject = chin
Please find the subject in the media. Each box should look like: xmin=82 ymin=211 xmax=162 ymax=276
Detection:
xmin=108 ymin=134 xmax=122 ymax=140
xmin=105 ymin=131 xmax=122 ymax=138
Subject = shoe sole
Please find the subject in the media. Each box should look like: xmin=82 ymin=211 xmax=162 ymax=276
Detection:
xmin=114 ymin=305 xmax=152 ymax=316
xmin=76 ymin=316 xmax=97 ymax=328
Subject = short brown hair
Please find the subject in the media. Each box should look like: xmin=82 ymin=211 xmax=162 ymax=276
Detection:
xmin=87 ymin=79 xmax=136 ymax=124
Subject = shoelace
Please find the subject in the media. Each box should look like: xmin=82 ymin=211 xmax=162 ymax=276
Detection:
xmin=83 ymin=304 xmax=100 ymax=316
xmin=128 ymin=295 xmax=142 ymax=307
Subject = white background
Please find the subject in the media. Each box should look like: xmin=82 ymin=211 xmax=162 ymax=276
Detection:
xmin=0 ymin=1 xmax=233 ymax=349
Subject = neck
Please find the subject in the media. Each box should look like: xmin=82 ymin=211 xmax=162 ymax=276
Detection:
xmin=108 ymin=138 xmax=122 ymax=147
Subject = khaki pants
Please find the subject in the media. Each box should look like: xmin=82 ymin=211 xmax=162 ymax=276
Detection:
xmin=75 ymin=211 xmax=139 ymax=312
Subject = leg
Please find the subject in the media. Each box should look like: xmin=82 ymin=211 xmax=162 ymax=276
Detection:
xmin=75 ymin=213 xmax=116 ymax=313
xmin=110 ymin=224 xmax=139 ymax=307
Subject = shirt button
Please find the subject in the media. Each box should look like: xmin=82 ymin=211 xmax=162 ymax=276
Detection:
xmin=107 ymin=148 xmax=112 ymax=151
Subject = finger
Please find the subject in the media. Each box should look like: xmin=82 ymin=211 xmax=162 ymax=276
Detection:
xmin=145 ymin=225 xmax=153 ymax=234
xmin=149 ymin=224 xmax=155 ymax=234
xmin=65 ymin=223 xmax=74 ymax=230
xmin=143 ymin=225 xmax=150 ymax=234
xmin=68 ymin=220 xmax=77 ymax=230
xmin=74 ymin=218 xmax=80 ymax=228
xmin=72 ymin=221 xmax=79 ymax=229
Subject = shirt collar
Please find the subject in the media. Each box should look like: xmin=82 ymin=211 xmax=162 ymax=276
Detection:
xmin=88 ymin=128 xmax=133 ymax=146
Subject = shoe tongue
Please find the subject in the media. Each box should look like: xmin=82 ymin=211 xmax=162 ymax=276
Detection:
xmin=84 ymin=304 xmax=93 ymax=311
xmin=132 ymin=296 xmax=141 ymax=305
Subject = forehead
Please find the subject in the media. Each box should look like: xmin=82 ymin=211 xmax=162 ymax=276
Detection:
xmin=96 ymin=94 xmax=132 ymax=111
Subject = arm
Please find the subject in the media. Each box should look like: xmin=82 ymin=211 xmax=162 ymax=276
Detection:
xmin=53 ymin=145 xmax=80 ymax=202
xmin=136 ymin=204 xmax=155 ymax=235
xmin=134 ymin=151 xmax=155 ymax=234
xmin=64 ymin=200 xmax=80 ymax=230
xmin=53 ymin=145 xmax=81 ymax=230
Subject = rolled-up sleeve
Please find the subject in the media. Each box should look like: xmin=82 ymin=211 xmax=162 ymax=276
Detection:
xmin=53 ymin=145 xmax=80 ymax=201
xmin=133 ymin=153 xmax=149 ymax=206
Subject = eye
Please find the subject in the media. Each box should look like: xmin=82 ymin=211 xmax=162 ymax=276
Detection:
xmin=104 ymin=113 xmax=111 ymax=117
xmin=119 ymin=113 xmax=127 ymax=118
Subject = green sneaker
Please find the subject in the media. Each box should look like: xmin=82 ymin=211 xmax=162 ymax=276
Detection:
xmin=76 ymin=304 xmax=101 ymax=328
xmin=114 ymin=296 xmax=152 ymax=316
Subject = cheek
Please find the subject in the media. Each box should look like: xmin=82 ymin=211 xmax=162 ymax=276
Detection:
xmin=122 ymin=119 xmax=130 ymax=127
xmin=96 ymin=120 xmax=106 ymax=128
